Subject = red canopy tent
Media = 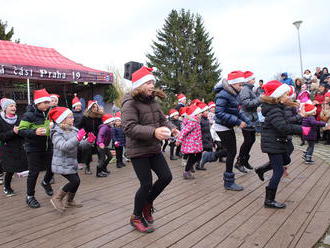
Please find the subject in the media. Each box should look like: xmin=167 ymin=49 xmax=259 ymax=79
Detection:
xmin=0 ymin=40 xmax=113 ymax=104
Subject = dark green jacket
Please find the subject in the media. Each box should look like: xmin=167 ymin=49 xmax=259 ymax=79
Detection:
xmin=18 ymin=105 xmax=52 ymax=152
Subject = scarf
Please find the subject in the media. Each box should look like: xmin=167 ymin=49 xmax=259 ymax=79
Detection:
xmin=1 ymin=111 xmax=18 ymax=125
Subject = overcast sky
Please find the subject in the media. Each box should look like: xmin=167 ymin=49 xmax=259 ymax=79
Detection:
xmin=1 ymin=0 xmax=329 ymax=82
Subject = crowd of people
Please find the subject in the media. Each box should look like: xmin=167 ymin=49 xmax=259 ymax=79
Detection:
xmin=0 ymin=65 xmax=329 ymax=233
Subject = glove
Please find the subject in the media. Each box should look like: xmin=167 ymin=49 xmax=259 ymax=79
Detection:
xmin=99 ymin=143 xmax=105 ymax=149
xmin=77 ymin=129 xmax=86 ymax=141
xmin=114 ymin=141 xmax=120 ymax=147
xmin=87 ymin=132 xmax=96 ymax=143
xmin=302 ymin=126 xmax=311 ymax=136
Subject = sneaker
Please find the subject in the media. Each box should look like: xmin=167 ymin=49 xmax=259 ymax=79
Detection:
xmin=130 ymin=215 xmax=154 ymax=233
xmin=26 ymin=196 xmax=41 ymax=208
xmin=41 ymin=181 xmax=54 ymax=196
xmin=4 ymin=187 xmax=16 ymax=197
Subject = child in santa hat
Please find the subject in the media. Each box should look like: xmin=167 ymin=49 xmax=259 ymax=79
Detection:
xmin=175 ymin=93 xmax=187 ymax=112
xmin=50 ymin=94 xmax=60 ymax=107
xmin=302 ymin=103 xmax=329 ymax=163
xmin=213 ymin=72 xmax=250 ymax=191
xmin=112 ymin=112 xmax=127 ymax=168
xmin=167 ymin=109 xmax=182 ymax=160
xmin=176 ymin=105 xmax=203 ymax=179
xmin=71 ymin=94 xmax=83 ymax=128
xmin=260 ymin=80 xmax=307 ymax=209
xmin=18 ymin=89 xmax=54 ymax=208
xmin=96 ymin=114 xmax=114 ymax=177
xmin=49 ymin=107 xmax=95 ymax=212
xmin=121 ymin=66 xmax=177 ymax=233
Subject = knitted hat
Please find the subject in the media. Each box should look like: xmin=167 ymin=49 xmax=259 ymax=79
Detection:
xmin=168 ymin=109 xmax=179 ymax=118
xmin=86 ymin=100 xmax=98 ymax=111
xmin=191 ymin=99 xmax=202 ymax=106
xmin=262 ymin=80 xmax=291 ymax=98
xmin=177 ymin=93 xmax=186 ymax=102
xmin=113 ymin=112 xmax=121 ymax=121
xmin=197 ymin=102 xmax=209 ymax=112
xmin=48 ymin=107 xmax=72 ymax=124
xmin=34 ymin=89 xmax=51 ymax=104
xmin=50 ymin=94 xmax=60 ymax=100
xmin=102 ymin=114 xmax=115 ymax=124
xmin=304 ymin=103 xmax=317 ymax=115
xmin=227 ymin=71 xmax=245 ymax=85
xmin=179 ymin=106 xmax=187 ymax=117
xmin=244 ymin=71 xmax=255 ymax=82
xmin=72 ymin=95 xmax=82 ymax=107
xmin=0 ymin=98 xmax=16 ymax=111
xmin=131 ymin=66 xmax=156 ymax=90
xmin=186 ymin=105 xmax=202 ymax=116
xmin=208 ymin=101 xmax=215 ymax=108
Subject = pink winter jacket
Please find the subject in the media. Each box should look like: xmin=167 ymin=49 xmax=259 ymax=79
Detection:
xmin=177 ymin=116 xmax=203 ymax=154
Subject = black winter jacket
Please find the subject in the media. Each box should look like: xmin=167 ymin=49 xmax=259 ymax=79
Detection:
xmin=261 ymin=102 xmax=302 ymax=154
xmin=200 ymin=116 xmax=213 ymax=151
xmin=72 ymin=110 xmax=83 ymax=128
xmin=77 ymin=112 xmax=103 ymax=136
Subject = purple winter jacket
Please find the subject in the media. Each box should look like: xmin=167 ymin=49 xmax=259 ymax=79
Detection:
xmin=97 ymin=124 xmax=112 ymax=146
xmin=302 ymin=116 xmax=326 ymax=141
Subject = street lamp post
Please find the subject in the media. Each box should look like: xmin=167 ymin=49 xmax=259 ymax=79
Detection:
xmin=293 ymin=20 xmax=303 ymax=76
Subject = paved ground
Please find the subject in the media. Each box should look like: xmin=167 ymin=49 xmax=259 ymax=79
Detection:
xmin=0 ymin=133 xmax=329 ymax=248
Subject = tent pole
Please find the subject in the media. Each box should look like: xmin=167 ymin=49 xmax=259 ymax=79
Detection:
xmin=27 ymin=78 xmax=31 ymax=105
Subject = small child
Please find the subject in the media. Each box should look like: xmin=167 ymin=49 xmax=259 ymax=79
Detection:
xmin=168 ymin=109 xmax=181 ymax=160
xmin=97 ymin=114 xmax=115 ymax=177
xmin=112 ymin=112 xmax=126 ymax=168
xmin=320 ymin=92 xmax=330 ymax=144
xmin=49 ymin=107 xmax=95 ymax=212
xmin=176 ymin=105 xmax=203 ymax=179
xmin=302 ymin=103 xmax=329 ymax=164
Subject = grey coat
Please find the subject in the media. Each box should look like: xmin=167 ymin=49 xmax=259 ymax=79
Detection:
xmin=239 ymin=83 xmax=261 ymax=129
xmin=51 ymin=125 xmax=79 ymax=175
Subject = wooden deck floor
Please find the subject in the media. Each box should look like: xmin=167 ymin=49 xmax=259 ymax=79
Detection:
xmin=0 ymin=144 xmax=329 ymax=248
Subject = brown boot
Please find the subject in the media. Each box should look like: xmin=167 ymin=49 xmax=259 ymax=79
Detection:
xmin=50 ymin=189 xmax=67 ymax=212
xmin=65 ymin=192 xmax=83 ymax=208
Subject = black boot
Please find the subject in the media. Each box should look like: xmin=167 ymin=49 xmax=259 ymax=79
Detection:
xmin=243 ymin=155 xmax=253 ymax=170
xmin=96 ymin=167 xmax=108 ymax=177
xmin=234 ymin=157 xmax=248 ymax=173
xmin=41 ymin=180 xmax=54 ymax=196
xmin=255 ymin=162 xmax=272 ymax=181
xmin=264 ymin=187 xmax=286 ymax=209
xmin=102 ymin=165 xmax=111 ymax=174
xmin=305 ymin=155 xmax=314 ymax=164
xmin=116 ymin=162 xmax=123 ymax=168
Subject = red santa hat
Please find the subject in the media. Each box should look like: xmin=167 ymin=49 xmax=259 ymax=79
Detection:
xmin=72 ymin=95 xmax=82 ymax=107
xmin=244 ymin=71 xmax=255 ymax=82
xmin=325 ymin=92 xmax=330 ymax=98
xmin=191 ymin=99 xmax=202 ymax=106
xmin=186 ymin=105 xmax=202 ymax=116
xmin=168 ymin=109 xmax=179 ymax=118
xmin=50 ymin=94 xmax=60 ymax=99
xmin=102 ymin=114 xmax=115 ymax=124
xmin=262 ymin=80 xmax=291 ymax=98
xmin=179 ymin=106 xmax=187 ymax=117
xmin=304 ymin=103 xmax=317 ymax=115
xmin=34 ymin=89 xmax=51 ymax=104
xmin=131 ymin=66 xmax=156 ymax=90
xmin=197 ymin=102 xmax=209 ymax=112
xmin=208 ymin=101 xmax=215 ymax=108
xmin=113 ymin=112 xmax=121 ymax=121
xmin=86 ymin=100 xmax=98 ymax=111
xmin=227 ymin=71 xmax=245 ymax=85
xmin=176 ymin=93 xmax=186 ymax=102
xmin=48 ymin=107 xmax=72 ymax=124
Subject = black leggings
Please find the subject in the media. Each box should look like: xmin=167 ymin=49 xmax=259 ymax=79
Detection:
xmin=185 ymin=153 xmax=202 ymax=172
xmin=268 ymin=153 xmax=291 ymax=189
xmin=62 ymin=173 xmax=80 ymax=193
xmin=217 ymin=129 xmax=237 ymax=173
xmin=26 ymin=151 xmax=53 ymax=196
xmin=4 ymin=172 xmax=14 ymax=189
xmin=115 ymin=146 xmax=123 ymax=163
xmin=131 ymin=153 xmax=172 ymax=217
xmin=97 ymin=147 xmax=112 ymax=168
xmin=238 ymin=129 xmax=256 ymax=158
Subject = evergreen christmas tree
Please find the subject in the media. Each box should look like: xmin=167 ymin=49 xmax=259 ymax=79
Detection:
xmin=147 ymin=9 xmax=221 ymax=109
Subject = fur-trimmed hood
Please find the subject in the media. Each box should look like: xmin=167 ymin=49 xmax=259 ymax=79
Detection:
xmin=213 ymin=79 xmax=238 ymax=96
xmin=84 ymin=111 xmax=103 ymax=118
